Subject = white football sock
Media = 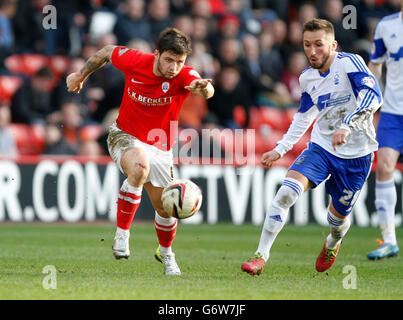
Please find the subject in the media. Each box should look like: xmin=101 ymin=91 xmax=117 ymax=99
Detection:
xmin=375 ymin=179 xmax=397 ymax=245
xmin=256 ymin=178 xmax=304 ymax=261
xmin=326 ymin=211 xmax=351 ymax=249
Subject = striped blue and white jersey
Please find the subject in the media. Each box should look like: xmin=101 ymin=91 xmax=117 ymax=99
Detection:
xmin=370 ymin=11 xmax=403 ymax=116
xmin=275 ymin=52 xmax=382 ymax=159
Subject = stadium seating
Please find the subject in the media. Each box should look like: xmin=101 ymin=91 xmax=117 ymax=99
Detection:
xmin=49 ymin=55 xmax=70 ymax=77
xmin=79 ymin=124 xmax=104 ymax=141
xmin=249 ymin=106 xmax=289 ymax=132
xmin=4 ymin=54 xmax=23 ymax=74
xmin=0 ymin=76 xmax=23 ymax=103
xmin=4 ymin=54 xmax=69 ymax=79
xmin=20 ymin=54 xmax=49 ymax=76
xmin=8 ymin=123 xmax=45 ymax=155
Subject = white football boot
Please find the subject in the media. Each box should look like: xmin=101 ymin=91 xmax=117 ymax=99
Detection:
xmin=112 ymin=229 xmax=130 ymax=259
xmin=154 ymin=247 xmax=181 ymax=275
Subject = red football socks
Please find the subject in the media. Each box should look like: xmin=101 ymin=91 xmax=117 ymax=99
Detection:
xmin=116 ymin=180 xmax=142 ymax=230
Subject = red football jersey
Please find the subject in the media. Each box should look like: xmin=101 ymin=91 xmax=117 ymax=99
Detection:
xmin=111 ymin=46 xmax=201 ymax=151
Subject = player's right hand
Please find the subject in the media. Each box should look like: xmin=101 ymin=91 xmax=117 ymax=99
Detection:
xmin=66 ymin=72 xmax=84 ymax=94
xmin=261 ymin=150 xmax=281 ymax=168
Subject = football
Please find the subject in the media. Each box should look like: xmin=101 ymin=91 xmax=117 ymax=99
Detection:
xmin=161 ymin=179 xmax=202 ymax=219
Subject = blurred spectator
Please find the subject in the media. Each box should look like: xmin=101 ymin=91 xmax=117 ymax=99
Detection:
xmin=270 ymin=18 xmax=288 ymax=61
xmin=189 ymin=40 xmax=218 ymax=79
xmin=282 ymin=20 xmax=304 ymax=61
xmin=52 ymin=56 xmax=89 ymax=110
xmin=192 ymin=16 xmax=210 ymax=42
xmin=205 ymin=65 xmax=252 ymax=129
xmin=226 ymin=0 xmax=261 ymax=35
xmin=357 ymin=0 xmax=391 ymax=38
xmin=259 ymin=28 xmax=284 ymax=84
xmin=78 ymin=139 xmax=103 ymax=157
xmin=172 ymin=14 xmax=194 ymax=38
xmin=385 ymin=0 xmax=402 ymax=13
xmin=217 ymin=37 xmax=242 ymax=65
xmin=209 ymin=13 xmax=242 ymax=56
xmin=253 ymin=0 xmax=289 ymax=20
xmin=97 ymin=107 xmax=119 ymax=155
xmin=0 ymin=0 xmax=16 ymax=72
xmin=297 ymin=2 xmax=318 ymax=25
xmin=11 ymin=66 xmax=55 ymax=124
xmin=241 ymin=33 xmax=273 ymax=104
xmin=42 ymin=123 xmax=77 ymax=155
xmin=55 ymin=101 xmax=83 ymax=153
xmin=178 ymin=55 xmax=209 ymax=130
xmin=170 ymin=0 xmax=191 ymax=15
xmin=191 ymin=0 xmax=213 ymax=19
xmin=0 ymin=0 xmax=16 ymax=48
xmin=127 ymin=37 xmax=152 ymax=53
xmin=0 ymin=103 xmax=18 ymax=157
xmin=113 ymin=0 xmax=151 ymax=45
xmin=50 ymin=0 xmax=93 ymax=56
xmin=179 ymin=91 xmax=209 ymax=130
xmin=323 ymin=0 xmax=359 ymax=52
xmin=148 ymin=0 xmax=172 ymax=44
xmin=280 ymin=50 xmax=309 ymax=105
xmin=11 ymin=0 xmax=44 ymax=53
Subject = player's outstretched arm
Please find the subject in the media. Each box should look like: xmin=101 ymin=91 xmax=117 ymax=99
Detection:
xmin=368 ymin=61 xmax=383 ymax=82
xmin=185 ymin=79 xmax=214 ymax=99
xmin=66 ymin=45 xmax=117 ymax=93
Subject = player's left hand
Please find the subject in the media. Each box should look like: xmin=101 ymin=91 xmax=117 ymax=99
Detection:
xmin=332 ymin=128 xmax=350 ymax=151
xmin=185 ymin=79 xmax=212 ymax=94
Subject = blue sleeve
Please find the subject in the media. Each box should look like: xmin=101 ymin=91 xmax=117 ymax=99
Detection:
xmin=369 ymin=38 xmax=387 ymax=61
xmin=347 ymin=72 xmax=382 ymax=103
xmin=298 ymin=91 xmax=315 ymax=113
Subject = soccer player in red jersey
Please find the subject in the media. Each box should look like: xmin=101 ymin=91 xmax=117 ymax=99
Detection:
xmin=66 ymin=28 xmax=214 ymax=275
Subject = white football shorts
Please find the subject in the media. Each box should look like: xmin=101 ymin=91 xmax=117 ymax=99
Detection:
xmin=107 ymin=122 xmax=174 ymax=188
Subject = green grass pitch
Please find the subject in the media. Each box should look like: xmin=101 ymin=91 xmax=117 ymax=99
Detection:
xmin=0 ymin=222 xmax=402 ymax=300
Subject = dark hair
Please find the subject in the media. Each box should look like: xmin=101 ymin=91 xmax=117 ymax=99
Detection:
xmin=157 ymin=27 xmax=192 ymax=55
xmin=303 ymin=18 xmax=335 ymax=37
xmin=35 ymin=66 xmax=53 ymax=78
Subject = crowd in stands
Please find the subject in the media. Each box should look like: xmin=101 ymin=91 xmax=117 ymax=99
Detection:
xmin=0 ymin=0 xmax=400 ymax=162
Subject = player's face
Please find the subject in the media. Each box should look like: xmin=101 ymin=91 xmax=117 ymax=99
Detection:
xmin=155 ymin=50 xmax=187 ymax=79
xmin=303 ymin=30 xmax=337 ymax=70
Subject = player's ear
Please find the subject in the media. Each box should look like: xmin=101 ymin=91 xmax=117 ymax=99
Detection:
xmin=154 ymin=49 xmax=160 ymax=58
xmin=332 ymin=40 xmax=338 ymax=51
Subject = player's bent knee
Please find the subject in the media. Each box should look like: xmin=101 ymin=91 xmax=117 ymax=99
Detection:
xmin=376 ymin=161 xmax=395 ymax=180
xmin=127 ymin=163 xmax=149 ymax=185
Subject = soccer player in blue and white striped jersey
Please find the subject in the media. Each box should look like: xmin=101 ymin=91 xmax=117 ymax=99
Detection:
xmin=242 ymin=18 xmax=382 ymax=275
xmin=366 ymin=2 xmax=403 ymax=260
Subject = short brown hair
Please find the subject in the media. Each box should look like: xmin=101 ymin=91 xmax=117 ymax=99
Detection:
xmin=303 ymin=18 xmax=335 ymax=37
xmin=157 ymin=27 xmax=192 ymax=55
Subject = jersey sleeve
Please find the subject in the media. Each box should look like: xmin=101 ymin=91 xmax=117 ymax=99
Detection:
xmin=179 ymin=66 xmax=202 ymax=88
xmin=369 ymin=21 xmax=387 ymax=64
xmin=341 ymin=54 xmax=383 ymax=131
xmin=111 ymin=46 xmax=142 ymax=73
xmin=343 ymin=53 xmax=382 ymax=99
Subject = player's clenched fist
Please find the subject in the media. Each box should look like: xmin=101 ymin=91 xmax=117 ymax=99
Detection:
xmin=66 ymin=72 xmax=85 ymax=94
xmin=331 ymin=128 xmax=350 ymax=151
xmin=261 ymin=150 xmax=281 ymax=168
